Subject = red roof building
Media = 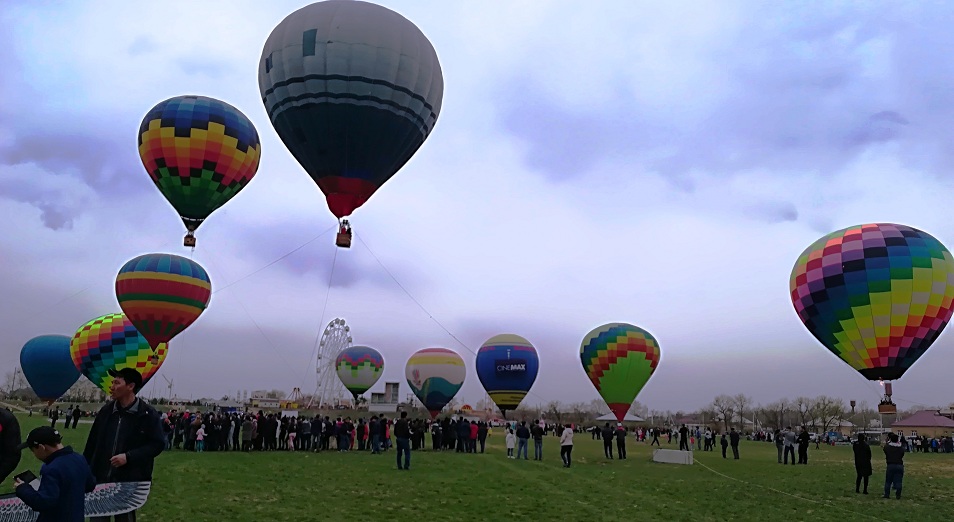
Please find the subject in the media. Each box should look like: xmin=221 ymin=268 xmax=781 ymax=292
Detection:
xmin=892 ymin=410 xmax=954 ymax=438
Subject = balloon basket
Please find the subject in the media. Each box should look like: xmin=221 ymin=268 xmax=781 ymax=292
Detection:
xmin=878 ymin=402 xmax=897 ymax=414
xmin=184 ymin=234 xmax=196 ymax=248
xmin=336 ymin=232 xmax=352 ymax=248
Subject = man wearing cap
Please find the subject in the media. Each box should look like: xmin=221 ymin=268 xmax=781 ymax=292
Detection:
xmin=83 ymin=368 xmax=165 ymax=522
xmin=0 ymin=406 xmax=22 ymax=485
xmin=14 ymin=426 xmax=96 ymax=522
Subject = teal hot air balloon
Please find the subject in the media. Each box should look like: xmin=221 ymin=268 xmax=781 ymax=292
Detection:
xmin=405 ymin=348 xmax=466 ymax=418
xmin=20 ymin=335 xmax=80 ymax=404
xmin=259 ymin=1 xmax=444 ymax=222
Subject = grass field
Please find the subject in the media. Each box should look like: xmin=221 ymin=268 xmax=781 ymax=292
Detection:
xmin=3 ymin=413 xmax=953 ymax=521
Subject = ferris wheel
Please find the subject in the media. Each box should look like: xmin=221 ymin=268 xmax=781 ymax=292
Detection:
xmin=311 ymin=318 xmax=352 ymax=408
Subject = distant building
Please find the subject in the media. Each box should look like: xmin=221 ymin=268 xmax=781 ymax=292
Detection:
xmin=892 ymin=410 xmax=954 ymax=438
xmin=368 ymin=382 xmax=399 ymax=413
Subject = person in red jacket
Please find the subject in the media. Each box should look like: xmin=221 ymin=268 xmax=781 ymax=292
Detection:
xmin=469 ymin=421 xmax=479 ymax=453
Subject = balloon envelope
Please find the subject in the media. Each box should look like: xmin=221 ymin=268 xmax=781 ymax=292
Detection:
xmin=475 ymin=334 xmax=539 ymax=415
xmin=138 ymin=95 xmax=261 ymax=232
xmin=70 ymin=313 xmax=168 ymax=395
xmin=20 ymin=335 xmax=80 ymax=403
xmin=405 ymin=348 xmax=465 ymax=418
xmin=258 ymin=0 xmax=444 ymax=218
xmin=580 ymin=323 xmax=660 ymax=422
xmin=335 ymin=345 xmax=384 ymax=399
xmin=116 ymin=253 xmax=211 ymax=349
xmin=790 ymin=223 xmax=954 ymax=381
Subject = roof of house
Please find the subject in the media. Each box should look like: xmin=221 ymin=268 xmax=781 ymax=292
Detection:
xmin=892 ymin=410 xmax=954 ymax=428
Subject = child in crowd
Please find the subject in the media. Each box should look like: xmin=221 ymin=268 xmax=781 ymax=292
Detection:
xmin=505 ymin=428 xmax=516 ymax=459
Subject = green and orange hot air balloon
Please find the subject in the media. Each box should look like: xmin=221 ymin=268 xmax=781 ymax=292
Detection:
xmin=116 ymin=253 xmax=211 ymax=350
xmin=580 ymin=323 xmax=660 ymax=422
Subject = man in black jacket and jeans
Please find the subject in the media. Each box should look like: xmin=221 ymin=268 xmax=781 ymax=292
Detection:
xmin=84 ymin=368 xmax=165 ymax=522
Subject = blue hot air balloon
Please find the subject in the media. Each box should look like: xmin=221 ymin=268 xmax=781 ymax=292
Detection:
xmin=475 ymin=334 xmax=539 ymax=416
xmin=20 ymin=335 xmax=80 ymax=404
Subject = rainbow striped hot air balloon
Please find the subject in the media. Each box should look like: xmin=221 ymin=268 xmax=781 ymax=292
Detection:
xmin=70 ymin=313 xmax=168 ymax=395
xmin=790 ymin=223 xmax=954 ymax=382
xmin=139 ymin=95 xmax=261 ymax=246
xmin=475 ymin=334 xmax=539 ymax=416
xmin=580 ymin=323 xmax=660 ymax=422
xmin=335 ymin=346 xmax=384 ymax=400
xmin=405 ymin=348 xmax=466 ymax=418
xmin=116 ymin=253 xmax=211 ymax=350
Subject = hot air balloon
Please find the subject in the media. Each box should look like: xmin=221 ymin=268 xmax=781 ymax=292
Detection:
xmin=580 ymin=323 xmax=660 ymax=422
xmin=70 ymin=313 xmax=168 ymax=395
xmin=20 ymin=335 xmax=80 ymax=404
xmin=475 ymin=334 xmax=539 ymax=416
xmin=138 ymin=95 xmax=261 ymax=247
xmin=116 ymin=253 xmax=211 ymax=350
xmin=335 ymin=345 xmax=384 ymax=400
xmin=405 ymin=348 xmax=465 ymax=418
xmin=790 ymin=223 xmax=954 ymax=412
xmin=258 ymin=0 xmax=444 ymax=247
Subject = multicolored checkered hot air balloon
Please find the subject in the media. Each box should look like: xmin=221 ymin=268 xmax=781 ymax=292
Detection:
xmin=138 ymin=95 xmax=261 ymax=246
xmin=580 ymin=323 xmax=660 ymax=423
xmin=335 ymin=345 xmax=384 ymax=400
xmin=116 ymin=253 xmax=211 ymax=350
xmin=258 ymin=1 xmax=443 ymax=237
xmin=405 ymin=348 xmax=466 ymax=418
xmin=20 ymin=335 xmax=80 ymax=404
xmin=475 ymin=334 xmax=539 ymax=416
xmin=69 ymin=313 xmax=168 ymax=395
xmin=790 ymin=223 xmax=954 ymax=382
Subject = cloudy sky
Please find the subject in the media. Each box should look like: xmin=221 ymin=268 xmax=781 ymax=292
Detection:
xmin=3 ymin=0 xmax=954 ymax=412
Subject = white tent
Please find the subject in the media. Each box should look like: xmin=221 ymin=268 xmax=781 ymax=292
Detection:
xmin=595 ymin=413 xmax=644 ymax=422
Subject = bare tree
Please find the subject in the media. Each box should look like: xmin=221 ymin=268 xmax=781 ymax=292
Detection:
xmin=813 ymin=395 xmax=846 ymax=434
xmin=711 ymin=394 xmax=735 ymax=432
xmin=544 ymin=401 xmax=565 ymax=425
xmin=733 ymin=394 xmax=752 ymax=431
xmin=793 ymin=396 xmax=812 ymax=427
xmin=628 ymin=400 xmax=648 ymax=418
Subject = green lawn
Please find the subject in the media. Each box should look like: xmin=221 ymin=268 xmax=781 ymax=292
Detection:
xmin=4 ymin=413 xmax=953 ymax=521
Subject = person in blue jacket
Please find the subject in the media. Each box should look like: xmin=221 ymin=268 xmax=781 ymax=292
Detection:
xmin=14 ymin=426 xmax=95 ymax=522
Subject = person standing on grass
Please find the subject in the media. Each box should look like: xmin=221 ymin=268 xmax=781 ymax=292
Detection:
xmin=615 ymin=423 xmax=627 ymax=459
xmin=720 ymin=432 xmax=728 ymax=458
xmin=783 ymin=427 xmax=796 ymax=465
xmin=853 ymin=433 xmax=872 ymax=494
xmin=650 ymin=427 xmax=660 ymax=447
xmin=729 ymin=428 xmax=740 ymax=459
xmin=84 ymin=368 xmax=165 ymax=522
xmin=0 ymin=406 xmax=22 ymax=486
xmin=531 ymin=421 xmax=544 ymax=460
xmin=679 ymin=424 xmax=690 ymax=451
xmin=560 ymin=424 xmax=574 ymax=468
xmin=516 ymin=421 xmax=531 ymax=460
xmin=478 ymin=421 xmax=488 ymax=453
xmin=195 ymin=424 xmax=206 ymax=453
xmin=601 ymin=423 xmax=614 ymax=459
xmin=774 ymin=429 xmax=783 ymax=463
xmin=395 ymin=411 xmax=412 ymax=470
xmin=506 ymin=428 xmax=516 ymax=458
xmin=796 ymin=426 xmax=810 ymax=464
xmin=882 ymin=432 xmax=904 ymax=499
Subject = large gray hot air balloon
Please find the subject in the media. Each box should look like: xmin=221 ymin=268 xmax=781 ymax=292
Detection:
xmin=259 ymin=0 xmax=444 ymax=228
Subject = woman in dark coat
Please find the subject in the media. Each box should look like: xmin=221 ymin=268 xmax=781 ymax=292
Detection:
xmin=853 ymin=433 xmax=872 ymax=494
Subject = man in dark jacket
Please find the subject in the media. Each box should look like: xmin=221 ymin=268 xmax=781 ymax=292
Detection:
xmin=394 ymin=411 xmax=412 ymax=470
xmin=729 ymin=428 xmax=741 ymax=459
xmin=882 ymin=433 xmax=905 ymax=499
xmin=601 ymin=423 xmax=614 ymax=458
xmin=796 ymin=427 xmax=810 ymax=464
xmin=615 ymin=424 xmax=627 ymax=459
xmin=84 ymin=368 xmax=164 ymax=522
xmin=1 ymin=407 xmax=23 ymax=486
xmin=15 ymin=426 xmax=95 ymax=522
xmin=531 ymin=422 xmax=544 ymax=460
